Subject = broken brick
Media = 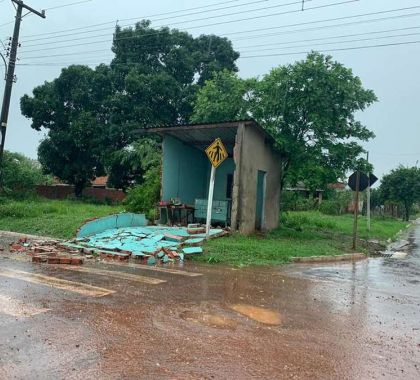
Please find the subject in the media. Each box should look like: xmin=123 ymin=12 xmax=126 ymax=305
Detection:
xmin=187 ymin=227 xmax=206 ymax=235
xmin=70 ymin=258 xmax=83 ymax=265
xmin=163 ymin=233 xmax=184 ymax=243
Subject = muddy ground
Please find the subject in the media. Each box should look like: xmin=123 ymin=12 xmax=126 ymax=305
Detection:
xmin=0 ymin=225 xmax=419 ymax=380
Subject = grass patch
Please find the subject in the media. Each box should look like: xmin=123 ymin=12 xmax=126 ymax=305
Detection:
xmin=196 ymin=211 xmax=408 ymax=266
xmin=0 ymin=198 xmax=123 ymax=239
xmin=0 ymin=199 xmax=409 ymax=267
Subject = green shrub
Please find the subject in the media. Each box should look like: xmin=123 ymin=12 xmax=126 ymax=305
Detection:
xmin=123 ymin=167 xmax=160 ymax=220
xmin=1 ymin=151 xmax=51 ymax=198
xmin=281 ymin=211 xmax=338 ymax=231
xmin=319 ymin=191 xmax=352 ymax=216
xmin=319 ymin=199 xmax=341 ymax=215
xmin=280 ymin=191 xmax=318 ymax=211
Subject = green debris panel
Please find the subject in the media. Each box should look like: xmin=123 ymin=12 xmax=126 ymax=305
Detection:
xmin=74 ymin=220 xmax=225 ymax=263
xmin=77 ymin=213 xmax=148 ymax=238
xmin=183 ymin=247 xmax=203 ymax=255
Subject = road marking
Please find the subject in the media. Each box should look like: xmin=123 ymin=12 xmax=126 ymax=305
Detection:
xmin=61 ymin=266 xmax=166 ymax=285
xmin=0 ymin=268 xmax=115 ymax=297
xmin=102 ymin=261 xmax=203 ymax=277
xmin=0 ymin=294 xmax=49 ymax=317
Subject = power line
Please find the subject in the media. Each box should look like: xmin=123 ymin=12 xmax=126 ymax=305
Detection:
xmin=17 ymin=35 xmax=420 ymax=66
xmin=239 ymin=31 xmax=420 ymax=52
xmin=229 ymin=5 xmax=420 ymax=39
xmin=19 ymin=0 xmax=311 ymax=46
xmin=236 ymin=25 xmax=420 ymax=49
xmin=371 ymin=152 xmax=420 ymax=157
xmin=19 ymin=0 xmax=288 ymax=39
xmin=17 ymin=3 xmax=420 ymax=56
xmin=239 ymin=39 xmax=420 ymax=58
xmin=19 ymin=0 xmax=354 ymax=47
xmin=17 ymin=12 xmax=420 ymax=59
xmin=0 ymin=0 xmax=90 ymax=28
xmin=44 ymin=0 xmax=93 ymax=11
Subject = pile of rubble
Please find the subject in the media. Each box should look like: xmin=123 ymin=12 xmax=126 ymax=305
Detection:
xmin=8 ymin=224 xmax=228 ymax=266
xmin=66 ymin=224 xmax=227 ymax=265
xmin=10 ymin=238 xmax=84 ymax=265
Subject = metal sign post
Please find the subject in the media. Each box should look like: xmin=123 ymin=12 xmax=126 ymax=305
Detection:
xmin=205 ymin=138 xmax=228 ymax=239
xmin=205 ymin=166 xmax=216 ymax=238
xmin=352 ymin=170 xmax=361 ymax=250
xmin=348 ymin=170 xmax=378 ymax=250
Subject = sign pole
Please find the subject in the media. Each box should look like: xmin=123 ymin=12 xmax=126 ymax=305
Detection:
xmin=352 ymin=170 xmax=360 ymax=250
xmin=204 ymin=137 xmax=228 ymax=239
xmin=366 ymin=152 xmax=371 ymax=232
xmin=206 ymin=165 xmax=216 ymax=239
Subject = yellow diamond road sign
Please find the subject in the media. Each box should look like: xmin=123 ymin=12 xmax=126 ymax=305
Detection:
xmin=205 ymin=138 xmax=228 ymax=168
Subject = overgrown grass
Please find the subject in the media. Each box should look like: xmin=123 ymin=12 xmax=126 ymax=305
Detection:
xmin=197 ymin=211 xmax=409 ymax=266
xmin=0 ymin=198 xmax=123 ymax=239
xmin=0 ymin=199 xmax=409 ymax=266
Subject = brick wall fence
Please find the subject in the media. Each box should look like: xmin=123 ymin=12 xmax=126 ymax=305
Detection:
xmin=36 ymin=185 xmax=126 ymax=202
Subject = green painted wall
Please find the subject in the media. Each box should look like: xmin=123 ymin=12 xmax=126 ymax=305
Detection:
xmin=206 ymin=158 xmax=236 ymax=201
xmin=163 ymin=136 xmax=236 ymax=205
xmin=162 ymin=136 xmax=208 ymax=205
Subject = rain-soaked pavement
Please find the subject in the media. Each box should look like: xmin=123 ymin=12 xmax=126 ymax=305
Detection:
xmin=0 ymin=224 xmax=419 ymax=379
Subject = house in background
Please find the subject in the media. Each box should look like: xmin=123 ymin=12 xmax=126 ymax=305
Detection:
xmin=139 ymin=120 xmax=283 ymax=234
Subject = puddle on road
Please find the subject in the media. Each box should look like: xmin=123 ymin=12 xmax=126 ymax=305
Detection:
xmin=229 ymin=304 xmax=282 ymax=326
xmin=180 ymin=310 xmax=238 ymax=329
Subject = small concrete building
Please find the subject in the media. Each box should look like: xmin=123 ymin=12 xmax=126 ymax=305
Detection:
xmin=142 ymin=120 xmax=283 ymax=234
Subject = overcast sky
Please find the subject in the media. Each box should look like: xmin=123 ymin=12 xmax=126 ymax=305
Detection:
xmin=0 ymin=0 xmax=419 ymax=183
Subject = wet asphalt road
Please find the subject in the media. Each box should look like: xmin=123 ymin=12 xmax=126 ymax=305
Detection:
xmin=0 ymin=224 xmax=419 ymax=380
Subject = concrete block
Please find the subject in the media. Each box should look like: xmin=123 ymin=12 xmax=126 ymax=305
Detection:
xmin=163 ymin=233 xmax=184 ymax=243
xmin=147 ymin=256 xmax=157 ymax=266
xmin=182 ymin=247 xmax=203 ymax=255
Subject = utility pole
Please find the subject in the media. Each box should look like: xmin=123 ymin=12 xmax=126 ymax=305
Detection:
xmin=0 ymin=0 xmax=45 ymax=183
xmin=352 ymin=170 xmax=360 ymax=250
xmin=366 ymin=151 xmax=371 ymax=232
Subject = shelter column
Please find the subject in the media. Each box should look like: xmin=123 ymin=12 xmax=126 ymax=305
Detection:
xmin=230 ymin=123 xmax=245 ymax=231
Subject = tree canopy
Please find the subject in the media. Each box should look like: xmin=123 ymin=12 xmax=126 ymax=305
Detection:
xmin=1 ymin=151 xmax=50 ymax=197
xmin=21 ymin=65 xmax=112 ymax=196
xmin=191 ymin=52 xmax=377 ymax=190
xmin=21 ymin=21 xmax=240 ymax=195
xmin=380 ymin=166 xmax=420 ymax=221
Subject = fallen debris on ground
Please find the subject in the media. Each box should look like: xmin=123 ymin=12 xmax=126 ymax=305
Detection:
xmin=7 ymin=214 xmax=228 ymax=266
xmin=9 ymin=238 xmax=84 ymax=265
xmin=67 ymin=223 xmax=226 ymax=264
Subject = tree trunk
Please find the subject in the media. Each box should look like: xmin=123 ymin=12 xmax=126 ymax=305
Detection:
xmin=74 ymin=182 xmax=84 ymax=198
xmin=404 ymin=206 xmax=410 ymax=222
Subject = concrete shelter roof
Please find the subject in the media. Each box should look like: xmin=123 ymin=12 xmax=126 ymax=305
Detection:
xmin=135 ymin=119 xmax=278 ymax=154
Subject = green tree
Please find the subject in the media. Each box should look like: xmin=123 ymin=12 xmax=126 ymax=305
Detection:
xmin=192 ymin=52 xmax=377 ymax=190
xmin=21 ymin=65 xmax=113 ymax=196
xmin=106 ymin=138 xmax=161 ymax=191
xmin=1 ymin=151 xmax=50 ymax=197
xmin=109 ymin=21 xmax=239 ymax=128
xmin=21 ymin=22 xmax=239 ymax=195
xmin=190 ymin=70 xmax=255 ymax=123
xmin=380 ymin=166 xmax=420 ymax=221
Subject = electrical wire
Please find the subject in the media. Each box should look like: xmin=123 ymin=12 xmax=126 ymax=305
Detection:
xmin=19 ymin=0 xmax=353 ymax=46
xmin=19 ymin=0 xmax=290 ymax=39
xmin=17 ymin=35 xmax=420 ymax=66
xmin=18 ymin=27 xmax=420 ymax=60
xmin=239 ymin=31 xmax=420 ymax=52
xmin=17 ymin=11 xmax=420 ymax=58
xmin=235 ymin=25 xmax=420 ymax=49
xmin=239 ymin=39 xmax=420 ymax=58
xmin=229 ymin=5 xmax=420 ymax=39
xmin=43 ymin=0 xmax=93 ymax=11
xmin=19 ymin=0 xmax=313 ymax=45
